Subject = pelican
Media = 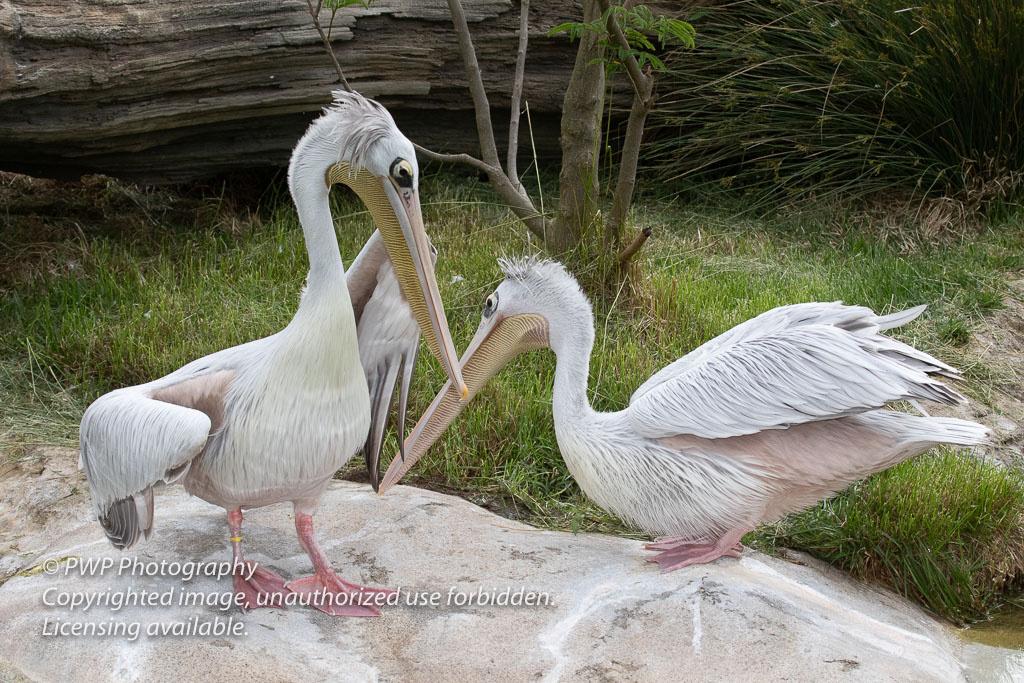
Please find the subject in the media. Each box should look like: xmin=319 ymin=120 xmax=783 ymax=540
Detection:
xmin=378 ymin=256 xmax=989 ymax=572
xmin=347 ymin=230 xmax=436 ymax=490
xmin=78 ymin=91 xmax=468 ymax=616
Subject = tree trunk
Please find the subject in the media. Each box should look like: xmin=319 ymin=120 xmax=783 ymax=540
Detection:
xmin=0 ymin=0 xmax=579 ymax=184
xmin=550 ymin=0 xmax=606 ymax=257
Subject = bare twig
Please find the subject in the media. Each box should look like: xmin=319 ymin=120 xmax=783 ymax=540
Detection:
xmin=405 ymin=0 xmax=550 ymax=243
xmin=413 ymin=142 xmax=550 ymax=242
xmin=305 ymin=0 xmax=353 ymax=91
xmin=524 ymin=101 xmax=545 ymax=220
xmin=301 ymin=0 xmax=550 ymax=243
xmin=618 ymin=225 xmax=651 ymax=264
xmin=447 ymin=0 xmax=501 ymax=168
xmin=507 ymin=0 xmax=531 ymax=193
xmin=413 ymin=143 xmax=500 ymax=177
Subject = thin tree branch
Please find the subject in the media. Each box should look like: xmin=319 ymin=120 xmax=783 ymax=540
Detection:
xmin=507 ymin=0 xmax=530 ymax=193
xmin=419 ymin=0 xmax=549 ymax=244
xmin=413 ymin=143 xmax=550 ymax=242
xmin=606 ymin=71 xmax=654 ymax=245
xmin=305 ymin=0 xmax=353 ymax=92
xmin=596 ymin=0 xmax=649 ymax=98
xmin=447 ymin=0 xmax=502 ymax=168
xmin=618 ymin=225 xmax=651 ymax=264
xmin=595 ymin=0 xmax=655 ymax=248
xmin=413 ymin=143 xmax=500 ymax=177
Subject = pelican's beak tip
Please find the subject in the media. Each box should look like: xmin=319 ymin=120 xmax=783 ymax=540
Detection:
xmin=460 ymin=385 xmax=470 ymax=400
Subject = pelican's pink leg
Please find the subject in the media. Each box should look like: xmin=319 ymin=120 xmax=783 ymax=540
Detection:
xmin=286 ymin=512 xmax=396 ymax=617
xmin=645 ymin=528 xmax=748 ymax=573
xmin=227 ymin=509 xmax=291 ymax=610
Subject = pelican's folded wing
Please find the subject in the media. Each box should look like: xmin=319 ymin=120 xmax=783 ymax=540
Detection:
xmin=79 ymin=377 xmax=223 ymax=549
xmin=347 ymin=230 xmax=392 ymax=325
xmin=627 ymin=302 xmax=964 ymax=440
xmin=350 ymin=235 xmax=435 ymax=489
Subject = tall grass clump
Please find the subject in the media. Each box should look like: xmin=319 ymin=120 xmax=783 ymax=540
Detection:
xmin=764 ymin=449 xmax=1024 ymax=625
xmin=645 ymin=0 xmax=1024 ymax=212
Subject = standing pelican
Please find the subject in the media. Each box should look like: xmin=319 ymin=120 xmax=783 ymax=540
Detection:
xmin=346 ymin=230 xmax=436 ymax=489
xmin=378 ymin=256 xmax=988 ymax=572
xmin=79 ymin=91 xmax=468 ymax=616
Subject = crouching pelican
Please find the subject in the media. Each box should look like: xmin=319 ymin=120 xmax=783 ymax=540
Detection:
xmin=378 ymin=256 xmax=988 ymax=572
xmin=79 ymin=91 xmax=468 ymax=616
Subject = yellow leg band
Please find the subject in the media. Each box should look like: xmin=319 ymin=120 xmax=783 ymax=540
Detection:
xmin=229 ymin=536 xmax=242 ymax=542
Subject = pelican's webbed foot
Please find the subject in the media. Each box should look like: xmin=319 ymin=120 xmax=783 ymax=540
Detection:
xmin=644 ymin=529 xmax=747 ymax=572
xmin=233 ymin=562 xmax=291 ymax=610
xmin=288 ymin=512 xmax=396 ymax=617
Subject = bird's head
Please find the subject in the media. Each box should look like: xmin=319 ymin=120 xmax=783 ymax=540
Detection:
xmin=377 ymin=255 xmax=592 ymax=493
xmin=289 ymin=90 xmax=466 ymax=396
xmin=483 ymin=255 xmax=593 ymax=353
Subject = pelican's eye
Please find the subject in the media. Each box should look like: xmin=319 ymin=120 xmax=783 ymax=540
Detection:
xmin=390 ymin=158 xmax=415 ymax=188
xmin=483 ymin=292 xmax=499 ymax=319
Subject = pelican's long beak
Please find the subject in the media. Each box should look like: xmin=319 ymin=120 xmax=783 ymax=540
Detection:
xmin=376 ymin=312 xmax=549 ymax=494
xmin=328 ymin=162 xmax=467 ymax=396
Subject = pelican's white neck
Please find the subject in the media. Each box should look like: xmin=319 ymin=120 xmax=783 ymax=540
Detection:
xmin=281 ymin=147 xmax=358 ymax=379
xmin=550 ymin=318 xmax=596 ymax=426
xmin=290 ymin=164 xmax=345 ymax=284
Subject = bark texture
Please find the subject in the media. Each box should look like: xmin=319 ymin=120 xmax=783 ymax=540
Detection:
xmin=0 ymin=0 xmax=578 ymax=183
xmin=551 ymin=0 xmax=605 ymax=256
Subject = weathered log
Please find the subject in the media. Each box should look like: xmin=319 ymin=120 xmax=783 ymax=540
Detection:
xmin=0 ymin=0 xmax=580 ymax=184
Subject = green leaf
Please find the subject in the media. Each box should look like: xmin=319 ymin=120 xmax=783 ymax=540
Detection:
xmin=548 ymin=21 xmax=580 ymax=39
xmin=323 ymin=0 xmax=371 ymax=10
xmin=547 ymin=3 xmax=695 ymax=71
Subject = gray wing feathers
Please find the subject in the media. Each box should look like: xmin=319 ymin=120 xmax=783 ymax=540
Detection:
xmin=101 ymin=488 xmax=154 ymax=550
xmin=628 ymin=302 xmax=965 ymax=440
xmin=364 ymin=352 xmax=403 ymax=485
xmin=346 ymin=231 xmax=390 ymax=325
xmin=80 ymin=390 xmax=211 ymax=548
xmin=875 ymin=304 xmax=926 ymax=330
xmin=354 ymin=254 xmax=427 ymax=488
xmin=631 ymin=301 xmax=883 ymax=403
xmin=395 ymin=343 xmax=419 ymax=460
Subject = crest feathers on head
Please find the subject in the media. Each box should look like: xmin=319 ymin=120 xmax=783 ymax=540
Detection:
xmin=311 ymin=90 xmax=401 ymax=171
xmin=498 ymin=254 xmax=586 ymax=301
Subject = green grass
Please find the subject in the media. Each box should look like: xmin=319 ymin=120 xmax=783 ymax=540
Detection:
xmin=645 ymin=0 xmax=1024 ymax=212
xmin=2 ymin=170 xmax=1023 ymax=621
xmin=760 ymin=449 xmax=1024 ymax=625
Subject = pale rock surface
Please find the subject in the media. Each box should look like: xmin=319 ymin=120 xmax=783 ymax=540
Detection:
xmin=0 ymin=447 xmax=993 ymax=682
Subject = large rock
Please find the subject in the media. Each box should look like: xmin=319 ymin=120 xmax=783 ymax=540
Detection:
xmin=0 ymin=448 xmax=985 ymax=682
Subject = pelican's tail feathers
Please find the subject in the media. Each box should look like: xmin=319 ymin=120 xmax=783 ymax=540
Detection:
xmin=99 ymin=485 xmax=155 ymax=550
xmin=875 ymin=304 xmax=927 ymax=331
xmin=854 ymin=411 xmax=990 ymax=474
xmin=905 ymin=415 xmax=992 ymax=449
